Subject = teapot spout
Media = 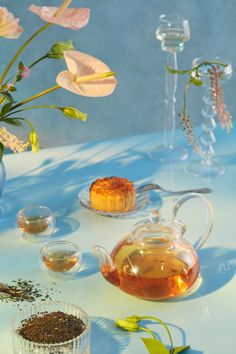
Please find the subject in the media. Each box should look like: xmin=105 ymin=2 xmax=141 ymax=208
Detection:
xmin=93 ymin=245 xmax=120 ymax=287
xmin=93 ymin=245 xmax=114 ymax=269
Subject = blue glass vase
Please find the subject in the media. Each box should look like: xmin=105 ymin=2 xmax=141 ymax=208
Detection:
xmin=0 ymin=161 xmax=6 ymax=196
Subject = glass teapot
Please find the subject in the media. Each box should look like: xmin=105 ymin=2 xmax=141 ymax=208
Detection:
xmin=93 ymin=193 xmax=214 ymax=300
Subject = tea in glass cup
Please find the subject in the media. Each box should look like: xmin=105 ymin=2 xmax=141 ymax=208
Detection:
xmin=40 ymin=241 xmax=82 ymax=279
xmin=17 ymin=205 xmax=55 ymax=239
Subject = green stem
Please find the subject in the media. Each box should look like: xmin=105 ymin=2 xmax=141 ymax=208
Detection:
xmin=29 ymin=55 xmax=48 ymax=69
xmin=0 ymin=23 xmax=51 ymax=85
xmin=183 ymin=82 xmax=191 ymax=116
xmin=10 ymin=85 xmax=61 ymax=111
xmin=166 ymin=60 xmax=228 ymax=76
xmin=141 ymin=316 xmax=174 ymax=353
xmin=3 ymin=105 xmax=59 ymax=119
xmin=193 ymin=60 xmax=228 ymax=72
xmin=11 ymin=117 xmax=35 ymax=130
xmin=139 ymin=326 xmax=157 ymax=340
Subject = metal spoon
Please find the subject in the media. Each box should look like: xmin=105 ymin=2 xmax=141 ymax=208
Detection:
xmin=136 ymin=183 xmax=212 ymax=196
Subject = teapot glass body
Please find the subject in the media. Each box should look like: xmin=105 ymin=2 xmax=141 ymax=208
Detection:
xmin=94 ymin=193 xmax=214 ymax=301
xmin=100 ymin=223 xmax=199 ymax=300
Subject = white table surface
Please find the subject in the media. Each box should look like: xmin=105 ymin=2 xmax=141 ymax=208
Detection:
xmin=0 ymin=128 xmax=235 ymax=354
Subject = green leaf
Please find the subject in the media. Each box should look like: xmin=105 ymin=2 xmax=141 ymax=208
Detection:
xmin=0 ymin=95 xmax=6 ymax=105
xmin=16 ymin=74 xmax=22 ymax=82
xmin=0 ymin=102 xmax=13 ymax=116
xmin=173 ymin=345 xmax=191 ymax=353
xmin=0 ymin=142 xmax=4 ymax=162
xmin=189 ymin=77 xmax=203 ymax=86
xmin=3 ymin=118 xmax=23 ymax=127
xmin=9 ymin=86 xmax=17 ymax=92
xmin=18 ymin=61 xmax=24 ymax=71
xmin=0 ymin=91 xmax=14 ymax=103
xmin=165 ymin=64 xmax=192 ymax=75
xmin=141 ymin=338 xmax=170 ymax=354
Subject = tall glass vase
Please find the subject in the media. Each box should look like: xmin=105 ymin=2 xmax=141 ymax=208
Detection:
xmin=149 ymin=14 xmax=190 ymax=162
xmin=185 ymin=57 xmax=232 ymax=178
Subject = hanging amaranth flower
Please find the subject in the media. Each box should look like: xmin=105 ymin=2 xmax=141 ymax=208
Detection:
xmin=208 ymin=65 xmax=232 ymax=132
xmin=179 ymin=112 xmax=202 ymax=155
xmin=166 ymin=60 xmax=232 ymax=155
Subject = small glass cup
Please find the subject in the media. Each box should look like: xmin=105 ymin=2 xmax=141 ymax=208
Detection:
xmin=40 ymin=241 xmax=82 ymax=280
xmin=17 ymin=205 xmax=55 ymax=239
xmin=12 ymin=301 xmax=91 ymax=354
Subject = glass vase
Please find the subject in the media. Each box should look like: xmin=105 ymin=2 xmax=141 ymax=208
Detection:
xmin=149 ymin=14 xmax=190 ymax=162
xmin=185 ymin=57 xmax=232 ymax=178
xmin=0 ymin=160 xmax=6 ymax=196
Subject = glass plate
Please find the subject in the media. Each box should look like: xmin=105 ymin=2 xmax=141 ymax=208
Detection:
xmin=78 ymin=185 xmax=161 ymax=218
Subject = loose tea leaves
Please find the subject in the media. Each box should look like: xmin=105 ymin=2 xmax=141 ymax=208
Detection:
xmin=18 ymin=311 xmax=86 ymax=344
xmin=0 ymin=279 xmax=60 ymax=304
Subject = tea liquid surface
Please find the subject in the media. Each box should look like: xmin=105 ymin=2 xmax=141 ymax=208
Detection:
xmin=43 ymin=250 xmax=78 ymax=272
xmin=102 ymin=240 xmax=199 ymax=300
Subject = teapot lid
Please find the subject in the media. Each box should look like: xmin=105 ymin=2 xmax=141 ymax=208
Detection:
xmin=129 ymin=210 xmax=181 ymax=243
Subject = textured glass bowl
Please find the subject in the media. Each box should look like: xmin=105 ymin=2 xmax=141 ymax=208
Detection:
xmin=12 ymin=302 xmax=91 ymax=354
xmin=17 ymin=205 xmax=55 ymax=239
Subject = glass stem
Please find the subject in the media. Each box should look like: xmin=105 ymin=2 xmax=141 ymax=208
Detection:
xmin=200 ymin=86 xmax=216 ymax=166
xmin=164 ymin=52 xmax=178 ymax=149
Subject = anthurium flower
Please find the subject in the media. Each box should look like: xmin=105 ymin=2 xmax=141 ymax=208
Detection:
xmin=56 ymin=50 xmax=117 ymax=97
xmin=29 ymin=5 xmax=90 ymax=30
xmin=0 ymin=7 xmax=23 ymax=39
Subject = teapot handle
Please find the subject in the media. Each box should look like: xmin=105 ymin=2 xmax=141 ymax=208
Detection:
xmin=172 ymin=192 xmax=214 ymax=250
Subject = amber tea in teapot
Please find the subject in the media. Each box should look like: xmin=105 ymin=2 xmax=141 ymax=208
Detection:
xmin=101 ymin=225 xmax=199 ymax=300
xmin=94 ymin=193 xmax=214 ymax=301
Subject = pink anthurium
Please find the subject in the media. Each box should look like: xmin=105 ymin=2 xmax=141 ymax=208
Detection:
xmin=56 ymin=50 xmax=117 ymax=97
xmin=0 ymin=7 xmax=23 ymax=39
xmin=29 ymin=5 xmax=90 ymax=30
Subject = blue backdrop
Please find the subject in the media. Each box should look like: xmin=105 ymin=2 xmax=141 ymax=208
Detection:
xmin=0 ymin=0 xmax=235 ymax=148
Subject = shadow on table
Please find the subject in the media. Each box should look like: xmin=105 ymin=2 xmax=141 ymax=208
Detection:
xmin=91 ymin=316 xmax=129 ymax=354
xmin=169 ymin=246 xmax=236 ymax=302
xmin=0 ymin=139 xmax=165 ymax=227
xmin=75 ymin=252 xmax=99 ymax=279
xmin=91 ymin=317 xmax=203 ymax=354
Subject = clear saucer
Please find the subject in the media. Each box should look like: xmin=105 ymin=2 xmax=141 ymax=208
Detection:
xmin=78 ymin=185 xmax=161 ymax=218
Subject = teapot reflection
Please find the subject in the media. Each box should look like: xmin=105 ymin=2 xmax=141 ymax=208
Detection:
xmin=93 ymin=193 xmax=214 ymax=301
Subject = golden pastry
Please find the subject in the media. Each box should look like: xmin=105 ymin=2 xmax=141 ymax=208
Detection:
xmin=90 ymin=176 xmax=136 ymax=212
